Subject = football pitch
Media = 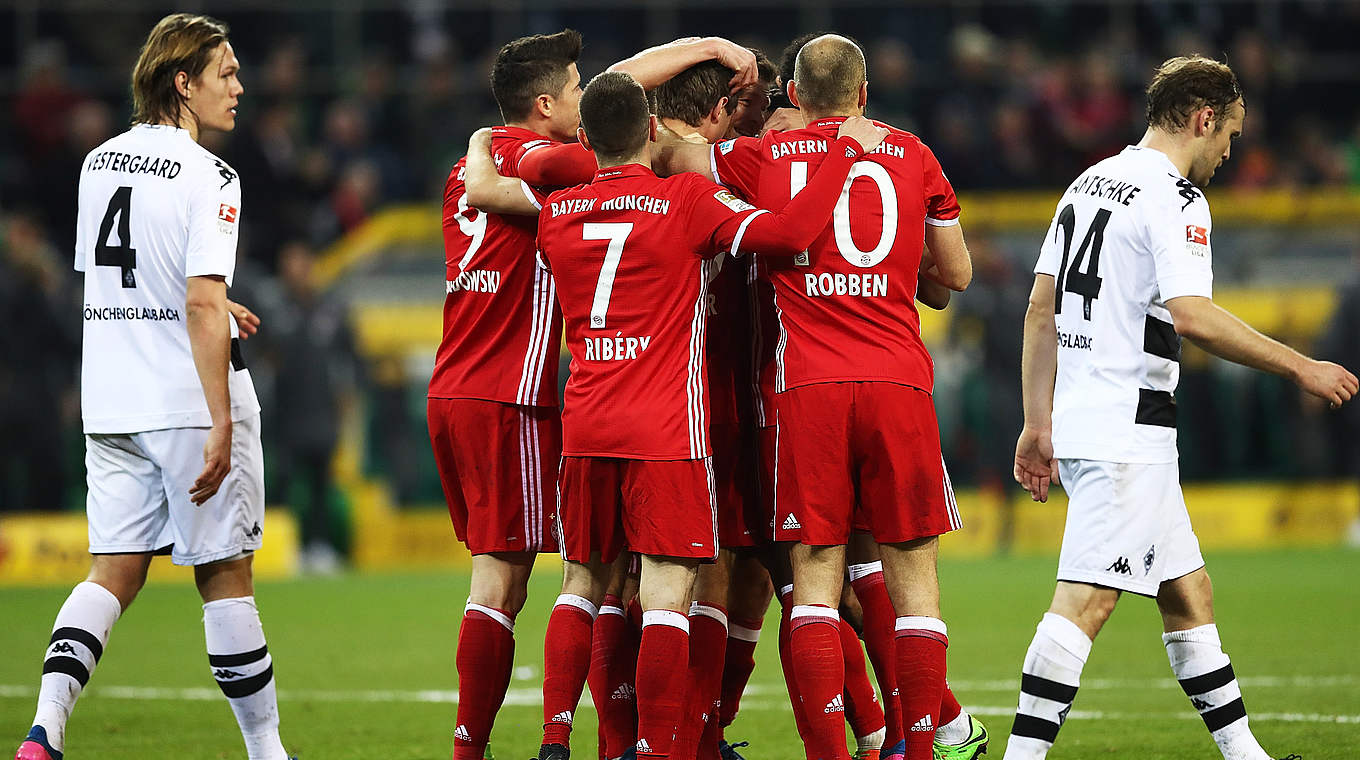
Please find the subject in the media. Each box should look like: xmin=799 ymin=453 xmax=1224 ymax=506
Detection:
xmin=2 ymin=548 xmax=1357 ymax=759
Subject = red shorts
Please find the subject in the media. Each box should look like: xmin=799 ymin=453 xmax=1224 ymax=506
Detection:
xmin=557 ymin=456 xmax=718 ymax=564
xmin=712 ymin=422 xmax=760 ymax=548
xmin=427 ymin=398 xmax=561 ymax=554
xmin=756 ymin=425 xmax=779 ymax=542
xmin=773 ymin=382 xmax=959 ymax=545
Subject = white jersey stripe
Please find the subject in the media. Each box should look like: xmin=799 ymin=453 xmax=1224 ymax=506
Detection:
xmin=772 ymin=291 xmax=789 ymax=394
xmin=704 ymin=456 xmax=719 ymax=555
xmin=941 ymin=455 xmax=961 ymax=531
xmin=686 ymin=261 xmax=712 ymax=459
xmin=517 ymin=267 xmax=554 ymax=405
xmin=517 ymin=408 xmax=533 ymax=546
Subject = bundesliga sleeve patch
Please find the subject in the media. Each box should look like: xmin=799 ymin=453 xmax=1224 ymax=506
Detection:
xmin=218 ymin=203 xmax=238 ymax=235
xmin=713 ymin=189 xmax=756 ymax=213
xmin=718 ymin=139 xmax=736 ymax=155
xmin=1184 ymin=224 xmax=1209 ymax=258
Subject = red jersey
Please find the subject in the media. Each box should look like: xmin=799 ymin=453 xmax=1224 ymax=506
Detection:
xmin=429 ymin=126 xmax=561 ymax=407
xmin=539 ymin=138 xmax=866 ymax=460
xmin=705 ymin=253 xmax=750 ymax=426
xmin=711 ymin=117 xmax=961 ymax=394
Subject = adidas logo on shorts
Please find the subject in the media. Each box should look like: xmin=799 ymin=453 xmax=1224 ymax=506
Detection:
xmin=782 ymin=513 xmax=802 ymax=531
xmin=824 ymin=694 xmax=845 ymax=714
xmin=636 ymin=738 xmax=654 ymax=754
xmin=909 ymin=714 xmax=935 ymax=732
xmin=454 ymin=725 xmax=471 ymax=742
xmin=551 ymin=710 xmax=574 ymax=725
xmin=611 ymin=683 xmax=636 ymax=701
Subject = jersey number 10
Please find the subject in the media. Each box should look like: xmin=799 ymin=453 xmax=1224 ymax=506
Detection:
xmin=96 ymin=186 xmax=138 ymax=288
xmin=1053 ymin=203 xmax=1110 ymax=319
xmin=790 ymin=161 xmax=898 ymax=268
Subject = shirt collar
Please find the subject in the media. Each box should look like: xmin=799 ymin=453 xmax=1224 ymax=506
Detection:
xmin=592 ymin=163 xmax=655 ymax=183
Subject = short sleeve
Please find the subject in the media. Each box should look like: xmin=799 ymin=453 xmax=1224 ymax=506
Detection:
xmin=683 ymin=176 xmax=768 ymax=259
xmin=1148 ymin=196 xmax=1213 ymax=300
xmin=710 ymin=136 xmax=764 ymax=199
xmin=185 ymin=160 xmax=242 ymax=286
xmin=1034 ymin=209 xmax=1063 ymax=277
xmin=921 ymin=141 xmax=960 ymax=226
xmin=494 ymin=137 xmax=555 ymax=179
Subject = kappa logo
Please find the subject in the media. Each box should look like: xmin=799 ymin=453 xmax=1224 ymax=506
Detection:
xmin=1058 ymin=704 xmax=1072 ymax=725
xmin=1106 ymin=556 xmax=1132 ymax=575
xmin=1170 ymin=174 xmax=1201 ymax=210
xmin=611 ymin=683 xmax=636 ymax=701
xmin=49 ymin=642 xmax=77 ymax=655
xmin=1143 ymin=545 xmax=1156 ymax=574
xmin=454 ymin=724 xmax=471 ymax=742
xmin=1191 ymin=697 xmax=1212 ymax=711
xmin=214 ymin=159 xmax=237 ymax=189
xmin=823 ymin=694 xmax=845 ymax=714
xmin=782 ymin=513 xmax=802 ymax=531
xmin=909 ymin=714 xmax=934 ymax=732
xmin=635 ymin=739 xmax=654 ymax=754
xmin=550 ymin=710 xmax=574 ymax=725
xmin=213 ymin=668 xmax=245 ymax=680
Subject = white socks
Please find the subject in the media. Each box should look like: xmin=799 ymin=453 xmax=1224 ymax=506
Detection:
xmin=1004 ymin=613 xmax=1092 ymax=760
xmin=1165 ymin=624 xmax=1269 ymax=760
xmin=204 ymin=596 xmax=288 ymax=760
xmin=31 ymin=581 xmax=123 ymax=752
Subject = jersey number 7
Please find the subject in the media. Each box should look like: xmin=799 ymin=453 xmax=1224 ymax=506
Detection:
xmin=96 ymin=186 xmax=138 ymax=288
xmin=1053 ymin=203 xmax=1110 ymax=319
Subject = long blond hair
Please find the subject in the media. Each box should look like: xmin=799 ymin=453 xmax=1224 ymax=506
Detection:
xmin=130 ymin=13 xmax=230 ymax=128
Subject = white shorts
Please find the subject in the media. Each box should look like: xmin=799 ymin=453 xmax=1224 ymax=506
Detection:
xmin=86 ymin=415 xmax=266 ymax=566
xmin=1055 ymin=458 xmax=1205 ymax=596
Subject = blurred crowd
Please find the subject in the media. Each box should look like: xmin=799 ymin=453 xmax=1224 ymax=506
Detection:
xmin=2 ymin=1 xmax=1359 ymax=519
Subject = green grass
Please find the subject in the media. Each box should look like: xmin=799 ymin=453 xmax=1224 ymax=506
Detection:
xmin=2 ymin=548 xmax=1358 ymax=759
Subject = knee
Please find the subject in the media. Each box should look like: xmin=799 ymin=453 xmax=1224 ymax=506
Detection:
xmin=1049 ymin=584 xmax=1118 ymax=638
xmin=85 ymin=569 xmax=145 ymax=610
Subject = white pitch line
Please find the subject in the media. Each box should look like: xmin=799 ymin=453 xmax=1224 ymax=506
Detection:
xmin=2 ymin=683 xmax=1359 ymax=725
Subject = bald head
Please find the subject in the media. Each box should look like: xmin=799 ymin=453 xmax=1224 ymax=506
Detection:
xmin=793 ymin=34 xmax=867 ymax=116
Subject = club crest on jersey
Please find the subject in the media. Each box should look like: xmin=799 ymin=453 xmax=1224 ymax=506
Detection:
xmin=1184 ymin=225 xmax=1209 ymax=258
xmin=713 ymin=190 xmax=756 ymax=213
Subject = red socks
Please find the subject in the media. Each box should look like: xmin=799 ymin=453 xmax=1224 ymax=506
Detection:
xmin=839 ymin=617 xmax=886 ymax=740
xmin=453 ymin=604 xmax=516 ymax=760
xmin=635 ymin=610 xmax=691 ymax=759
xmin=719 ymin=615 xmax=763 ymax=729
xmin=778 ymin=591 xmax=815 ymax=754
xmin=541 ymin=595 xmax=598 ymax=748
xmin=672 ymin=603 xmax=729 ymax=760
xmin=790 ymin=604 xmax=850 ymax=760
xmin=940 ymin=685 xmax=962 ymax=727
xmin=894 ymin=616 xmax=948 ymax=760
xmin=588 ymin=595 xmax=637 ymax=760
xmin=850 ymin=564 xmax=903 ymax=750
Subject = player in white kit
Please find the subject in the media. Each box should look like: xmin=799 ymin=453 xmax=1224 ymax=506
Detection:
xmin=15 ymin=15 xmax=292 ymax=760
xmin=1006 ymin=56 xmax=1356 ymax=760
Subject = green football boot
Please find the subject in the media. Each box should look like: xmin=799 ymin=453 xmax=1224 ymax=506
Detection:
xmin=932 ymin=714 xmax=988 ymax=760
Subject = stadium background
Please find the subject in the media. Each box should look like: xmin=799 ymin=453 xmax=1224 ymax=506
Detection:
xmin=0 ymin=1 xmax=1357 ymax=757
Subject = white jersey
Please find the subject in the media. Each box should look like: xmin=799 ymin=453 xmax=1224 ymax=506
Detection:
xmin=75 ymin=124 xmax=259 ymax=434
xmin=1035 ymin=146 xmax=1214 ymax=464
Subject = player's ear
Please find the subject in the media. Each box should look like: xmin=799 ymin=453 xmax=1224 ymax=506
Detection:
xmin=175 ymin=70 xmax=192 ymax=99
xmin=578 ymin=127 xmax=592 ymax=153
xmin=648 ymin=115 xmax=657 ymax=142
xmin=713 ymin=97 xmax=729 ymax=123
xmin=787 ymin=80 xmax=800 ymax=109
xmin=1195 ymin=105 xmax=1214 ymax=137
xmin=535 ymin=92 xmax=554 ymax=121
xmin=858 ymin=81 xmax=868 ymax=110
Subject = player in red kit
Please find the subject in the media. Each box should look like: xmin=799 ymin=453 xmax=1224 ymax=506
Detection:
xmin=496 ymin=70 xmax=884 ymax=760
xmin=428 ymin=30 xmax=587 ymax=760
xmin=655 ymin=35 xmax=975 ymax=760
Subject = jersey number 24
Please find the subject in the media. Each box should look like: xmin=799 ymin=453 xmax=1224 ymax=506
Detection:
xmin=1053 ymin=203 xmax=1110 ymax=319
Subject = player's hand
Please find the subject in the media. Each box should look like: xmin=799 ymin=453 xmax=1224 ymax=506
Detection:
xmin=706 ymin=38 xmax=758 ymax=91
xmin=761 ymin=107 xmax=804 ymax=136
xmin=469 ymin=127 xmax=494 ymax=158
xmin=191 ymin=423 xmax=232 ymax=506
xmin=836 ymin=115 xmax=889 ymax=156
xmin=1296 ymin=359 xmax=1359 ymax=408
xmin=1014 ymin=426 xmax=1057 ymax=503
xmin=226 ymin=299 xmax=259 ymax=340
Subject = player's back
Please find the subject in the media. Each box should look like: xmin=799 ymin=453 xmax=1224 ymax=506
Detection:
xmin=1039 ymin=145 xmax=1214 ymax=464
xmin=712 ymin=117 xmax=960 ymax=394
xmin=76 ymin=124 xmax=258 ymax=434
xmin=539 ymin=165 xmax=729 ymax=460
xmin=432 ymin=127 xmax=561 ymax=408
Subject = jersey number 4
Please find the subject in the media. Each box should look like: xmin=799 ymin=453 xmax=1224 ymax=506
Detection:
xmin=1053 ymin=203 xmax=1110 ymax=319
xmin=96 ymin=186 xmax=138 ymax=288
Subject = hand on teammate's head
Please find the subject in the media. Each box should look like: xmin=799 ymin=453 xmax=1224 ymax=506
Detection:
xmin=708 ymin=38 xmax=758 ymax=91
xmin=761 ymin=107 xmax=804 ymax=136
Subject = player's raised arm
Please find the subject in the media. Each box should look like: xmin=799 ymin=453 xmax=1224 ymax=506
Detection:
xmin=1166 ymin=295 xmax=1358 ymax=407
xmin=1015 ymin=274 xmax=1059 ymax=502
xmin=609 ymin=36 xmax=756 ymax=92
xmin=463 ymin=128 xmax=541 ymax=216
xmin=721 ymin=116 xmax=888 ymax=257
